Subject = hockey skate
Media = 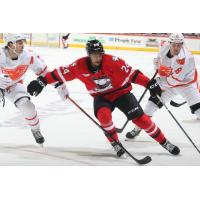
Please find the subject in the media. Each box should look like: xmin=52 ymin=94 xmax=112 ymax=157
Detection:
xmin=161 ymin=140 xmax=180 ymax=155
xmin=126 ymin=127 xmax=141 ymax=139
xmin=111 ymin=141 xmax=126 ymax=158
xmin=31 ymin=129 xmax=45 ymax=146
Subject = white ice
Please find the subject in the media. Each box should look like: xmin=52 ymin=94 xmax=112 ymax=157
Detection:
xmin=0 ymin=46 xmax=200 ymax=166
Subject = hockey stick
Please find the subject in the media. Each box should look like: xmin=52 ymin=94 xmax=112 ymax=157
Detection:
xmin=0 ymin=89 xmax=5 ymax=107
xmin=157 ymin=96 xmax=200 ymax=155
xmin=67 ymin=96 xmax=152 ymax=165
xmin=116 ymin=71 xmax=158 ymax=133
xmin=125 ymin=99 xmax=188 ymax=137
xmin=170 ymin=100 xmax=187 ymax=107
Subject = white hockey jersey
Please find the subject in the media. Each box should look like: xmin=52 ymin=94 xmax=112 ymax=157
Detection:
xmin=0 ymin=48 xmax=48 ymax=87
xmin=156 ymin=44 xmax=198 ymax=88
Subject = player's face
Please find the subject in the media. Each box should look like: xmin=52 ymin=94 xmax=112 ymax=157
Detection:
xmin=15 ymin=40 xmax=25 ymax=53
xmin=170 ymin=43 xmax=183 ymax=56
xmin=90 ymin=52 xmax=103 ymax=67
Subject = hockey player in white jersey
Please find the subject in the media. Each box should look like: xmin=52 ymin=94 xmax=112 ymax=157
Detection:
xmin=0 ymin=33 xmax=48 ymax=145
xmin=127 ymin=33 xmax=200 ymax=139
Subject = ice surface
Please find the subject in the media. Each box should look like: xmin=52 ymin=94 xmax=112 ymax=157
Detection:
xmin=0 ymin=46 xmax=200 ymax=165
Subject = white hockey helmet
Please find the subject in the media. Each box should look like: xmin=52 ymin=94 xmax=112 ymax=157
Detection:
xmin=169 ymin=33 xmax=184 ymax=44
xmin=4 ymin=33 xmax=26 ymax=45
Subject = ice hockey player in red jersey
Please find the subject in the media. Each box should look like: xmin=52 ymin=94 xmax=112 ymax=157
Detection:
xmin=27 ymin=39 xmax=180 ymax=157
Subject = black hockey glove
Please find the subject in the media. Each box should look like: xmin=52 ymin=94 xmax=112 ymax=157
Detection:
xmin=27 ymin=76 xmax=47 ymax=96
xmin=147 ymin=79 xmax=162 ymax=97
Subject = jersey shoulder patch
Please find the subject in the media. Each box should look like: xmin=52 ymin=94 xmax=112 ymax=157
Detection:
xmin=71 ymin=62 xmax=77 ymax=67
xmin=112 ymin=56 xmax=119 ymax=61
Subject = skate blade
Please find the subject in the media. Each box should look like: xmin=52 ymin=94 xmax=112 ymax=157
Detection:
xmin=119 ymin=154 xmax=128 ymax=159
xmin=38 ymin=143 xmax=44 ymax=148
xmin=124 ymin=138 xmax=136 ymax=142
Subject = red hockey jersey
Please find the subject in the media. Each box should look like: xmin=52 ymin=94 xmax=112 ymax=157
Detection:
xmin=44 ymin=54 xmax=150 ymax=101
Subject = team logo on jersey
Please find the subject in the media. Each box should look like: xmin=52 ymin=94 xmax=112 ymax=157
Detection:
xmin=62 ymin=66 xmax=70 ymax=74
xmin=1 ymin=65 xmax=28 ymax=81
xmin=71 ymin=62 xmax=77 ymax=67
xmin=176 ymin=58 xmax=185 ymax=65
xmin=92 ymin=75 xmax=112 ymax=90
xmin=112 ymin=56 xmax=119 ymax=61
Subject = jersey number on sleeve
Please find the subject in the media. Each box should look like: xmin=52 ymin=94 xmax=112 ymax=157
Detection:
xmin=121 ymin=65 xmax=130 ymax=73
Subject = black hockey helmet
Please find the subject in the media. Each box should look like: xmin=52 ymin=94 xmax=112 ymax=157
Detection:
xmin=86 ymin=39 xmax=104 ymax=55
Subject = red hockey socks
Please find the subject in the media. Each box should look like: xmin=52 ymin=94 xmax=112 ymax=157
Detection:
xmin=132 ymin=114 xmax=166 ymax=144
xmin=97 ymin=107 xmax=118 ymax=142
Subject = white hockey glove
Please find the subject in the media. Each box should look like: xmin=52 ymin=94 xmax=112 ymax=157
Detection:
xmin=0 ymin=74 xmax=12 ymax=89
xmin=55 ymin=82 xmax=69 ymax=101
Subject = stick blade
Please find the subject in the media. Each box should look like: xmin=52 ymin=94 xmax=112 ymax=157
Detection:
xmin=137 ymin=156 xmax=152 ymax=165
xmin=170 ymin=100 xmax=186 ymax=107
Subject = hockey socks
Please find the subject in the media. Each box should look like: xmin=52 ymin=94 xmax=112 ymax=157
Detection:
xmin=132 ymin=114 xmax=166 ymax=144
xmin=97 ymin=107 xmax=118 ymax=142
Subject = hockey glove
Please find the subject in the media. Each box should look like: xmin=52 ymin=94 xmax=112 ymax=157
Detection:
xmin=27 ymin=76 xmax=47 ymax=96
xmin=55 ymin=82 xmax=69 ymax=101
xmin=147 ymin=79 xmax=162 ymax=97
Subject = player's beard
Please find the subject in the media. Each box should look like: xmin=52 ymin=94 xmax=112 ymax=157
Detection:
xmin=93 ymin=60 xmax=101 ymax=67
xmin=89 ymin=53 xmax=103 ymax=67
